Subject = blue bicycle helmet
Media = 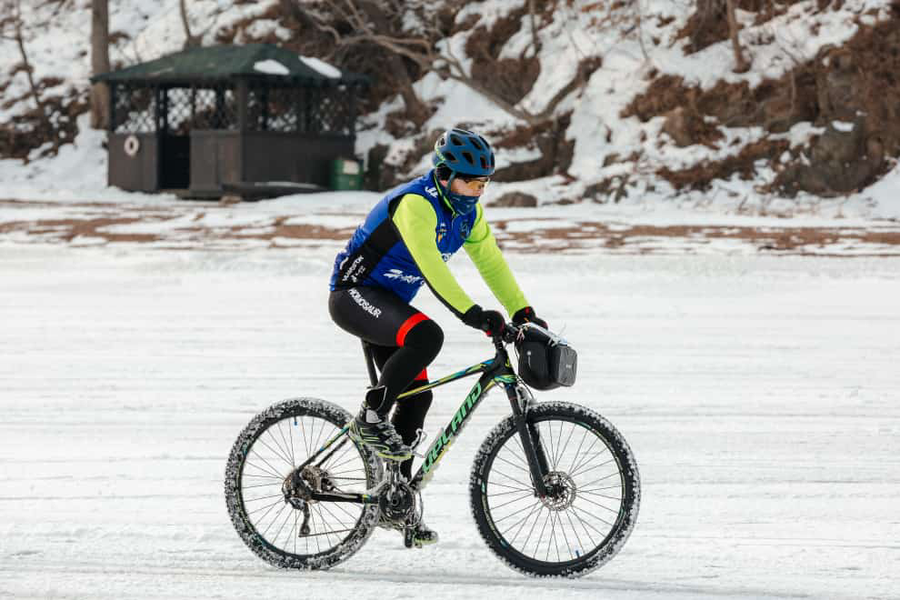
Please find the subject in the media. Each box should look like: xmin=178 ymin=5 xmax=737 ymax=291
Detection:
xmin=432 ymin=128 xmax=496 ymax=177
xmin=431 ymin=128 xmax=495 ymax=214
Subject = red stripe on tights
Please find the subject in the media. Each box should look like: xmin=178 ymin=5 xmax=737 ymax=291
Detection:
xmin=396 ymin=313 xmax=428 ymax=347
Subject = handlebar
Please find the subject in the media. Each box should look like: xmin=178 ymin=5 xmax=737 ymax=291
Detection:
xmin=491 ymin=322 xmax=566 ymax=348
xmin=500 ymin=323 xmax=520 ymax=344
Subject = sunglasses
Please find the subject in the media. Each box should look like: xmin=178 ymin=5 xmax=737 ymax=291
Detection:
xmin=457 ymin=175 xmax=491 ymax=190
xmin=457 ymin=175 xmax=490 ymax=184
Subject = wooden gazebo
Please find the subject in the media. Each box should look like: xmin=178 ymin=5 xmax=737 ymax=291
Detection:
xmin=91 ymin=44 xmax=368 ymax=197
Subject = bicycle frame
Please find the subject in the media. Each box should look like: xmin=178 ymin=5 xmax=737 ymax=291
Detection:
xmin=292 ymin=334 xmax=551 ymax=504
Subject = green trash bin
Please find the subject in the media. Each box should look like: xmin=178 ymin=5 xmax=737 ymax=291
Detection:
xmin=330 ymin=157 xmax=363 ymax=191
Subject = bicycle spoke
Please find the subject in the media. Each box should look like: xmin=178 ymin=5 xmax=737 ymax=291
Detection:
xmin=533 ymin=506 xmax=552 ymax=558
xmin=552 ymin=421 xmax=565 ymax=470
xmin=261 ymin=502 xmax=289 ymax=537
xmin=293 ymin=508 xmax=298 ymax=555
xmin=570 ymin=456 xmax=615 ymax=479
xmin=318 ymin=499 xmax=356 ymax=533
xmin=272 ymin=503 xmax=295 ymax=546
xmin=490 ymin=493 xmax=535 ymax=512
xmin=502 ymin=499 xmax=543 ymax=544
xmin=493 ymin=454 xmax=530 ymax=474
xmin=240 ymin=473 xmax=283 ymax=481
xmin=579 ymin=471 xmax=621 ymax=490
xmin=244 ymin=459 xmax=284 ymax=482
xmin=543 ymin=420 xmax=556 ymax=471
xmin=488 ymin=489 xmax=533 ymax=498
xmin=322 ymin=450 xmax=360 ymax=474
xmin=546 ymin=508 xmax=559 ymax=562
xmin=298 ymin=416 xmax=311 ymax=458
xmin=259 ymin=427 xmax=293 ymax=468
xmin=246 ymin=497 xmax=283 ymax=516
xmin=568 ymin=435 xmax=600 ymax=479
xmin=580 ymin=489 xmax=622 ymax=502
xmin=579 ymin=484 xmax=622 ymax=493
xmin=249 ymin=449 xmax=288 ymax=480
xmin=313 ymin=503 xmax=341 ymax=549
xmin=491 ymin=499 xmax=545 ymax=524
xmin=312 ymin=419 xmax=330 ymax=455
xmin=575 ymin=493 xmax=621 ymax=515
xmin=297 ymin=528 xmax=357 ymax=539
xmin=563 ymin=506 xmax=586 ymax=555
xmin=332 ymin=498 xmax=363 ymax=524
xmin=490 ymin=469 xmax=531 ymax=490
xmin=555 ymin=424 xmax=577 ymax=472
xmin=556 ymin=510 xmax=576 ymax=561
xmin=570 ymin=502 xmax=615 ymax=530
xmin=487 ymin=480 xmax=534 ymax=493
xmin=241 ymin=481 xmax=281 ymax=491
xmin=499 ymin=439 xmax=530 ymax=469
xmin=327 ymin=466 xmax=364 ymax=476
xmin=566 ymin=426 xmax=591 ymax=476
xmin=277 ymin=419 xmax=295 ymax=469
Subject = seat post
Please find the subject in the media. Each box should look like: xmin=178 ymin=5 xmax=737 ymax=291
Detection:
xmin=361 ymin=340 xmax=378 ymax=387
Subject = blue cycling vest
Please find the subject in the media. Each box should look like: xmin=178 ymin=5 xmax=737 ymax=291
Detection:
xmin=329 ymin=170 xmax=478 ymax=303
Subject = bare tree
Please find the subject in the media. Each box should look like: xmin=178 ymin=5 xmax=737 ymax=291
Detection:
xmin=726 ymin=0 xmax=751 ymax=73
xmin=180 ymin=0 xmax=201 ymax=48
xmin=527 ymin=0 xmax=541 ymax=56
xmin=179 ymin=0 xmax=223 ymax=49
xmin=0 ymin=0 xmax=52 ymax=132
xmin=295 ymin=0 xmax=590 ymax=127
xmin=90 ymin=0 xmax=110 ymax=129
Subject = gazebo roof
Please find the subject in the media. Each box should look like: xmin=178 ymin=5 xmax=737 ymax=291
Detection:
xmin=92 ymin=43 xmax=368 ymax=85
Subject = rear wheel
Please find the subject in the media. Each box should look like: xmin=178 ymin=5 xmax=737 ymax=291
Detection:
xmin=469 ymin=401 xmax=640 ymax=577
xmin=225 ymin=398 xmax=381 ymax=570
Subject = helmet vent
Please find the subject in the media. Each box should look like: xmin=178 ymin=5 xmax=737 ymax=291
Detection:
xmin=462 ymin=151 xmax=474 ymax=165
xmin=450 ymin=134 xmax=464 ymax=146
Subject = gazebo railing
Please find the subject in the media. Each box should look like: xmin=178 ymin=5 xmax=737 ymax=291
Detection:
xmin=111 ymin=80 xmax=357 ymax=136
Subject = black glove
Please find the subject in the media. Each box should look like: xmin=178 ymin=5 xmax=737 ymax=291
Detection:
xmin=512 ymin=306 xmax=547 ymax=329
xmin=462 ymin=305 xmax=506 ymax=337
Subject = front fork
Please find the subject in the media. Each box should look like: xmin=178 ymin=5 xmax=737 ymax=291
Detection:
xmin=507 ymin=383 xmax=550 ymax=498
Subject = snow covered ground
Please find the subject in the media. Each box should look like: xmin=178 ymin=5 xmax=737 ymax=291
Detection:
xmin=2 ymin=239 xmax=899 ymax=599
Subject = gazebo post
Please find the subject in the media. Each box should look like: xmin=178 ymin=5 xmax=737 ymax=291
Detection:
xmin=109 ymin=84 xmax=117 ymax=133
xmin=349 ymin=83 xmax=357 ymax=135
xmin=237 ymin=78 xmax=248 ymax=133
xmin=236 ymin=78 xmax=249 ymax=184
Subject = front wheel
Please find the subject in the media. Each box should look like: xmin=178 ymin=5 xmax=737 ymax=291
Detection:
xmin=469 ymin=401 xmax=640 ymax=577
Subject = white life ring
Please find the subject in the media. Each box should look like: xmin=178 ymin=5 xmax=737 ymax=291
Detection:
xmin=124 ymin=135 xmax=141 ymax=158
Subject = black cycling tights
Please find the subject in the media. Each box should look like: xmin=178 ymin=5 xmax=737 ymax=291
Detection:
xmin=329 ymin=286 xmax=444 ymax=477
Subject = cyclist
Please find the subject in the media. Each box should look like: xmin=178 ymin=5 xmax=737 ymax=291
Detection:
xmin=328 ymin=127 xmax=547 ymax=545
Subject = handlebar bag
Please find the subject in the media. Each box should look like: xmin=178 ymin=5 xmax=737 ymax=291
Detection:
xmin=515 ymin=329 xmax=577 ymax=390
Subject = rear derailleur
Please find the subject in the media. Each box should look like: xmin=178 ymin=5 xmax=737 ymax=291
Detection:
xmin=282 ymin=464 xmax=337 ymax=537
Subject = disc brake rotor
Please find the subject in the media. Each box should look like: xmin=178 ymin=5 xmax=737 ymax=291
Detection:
xmin=539 ymin=471 xmax=576 ymax=511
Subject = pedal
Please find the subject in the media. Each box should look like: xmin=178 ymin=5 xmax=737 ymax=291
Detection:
xmin=403 ymin=527 xmax=415 ymax=549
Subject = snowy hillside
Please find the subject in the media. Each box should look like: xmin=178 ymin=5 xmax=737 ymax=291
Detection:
xmin=1 ymin=0 xmax=899 ymax=218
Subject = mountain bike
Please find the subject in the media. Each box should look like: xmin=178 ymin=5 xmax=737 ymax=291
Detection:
xmin=224 ymin=323 xmax=640 ymax=577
